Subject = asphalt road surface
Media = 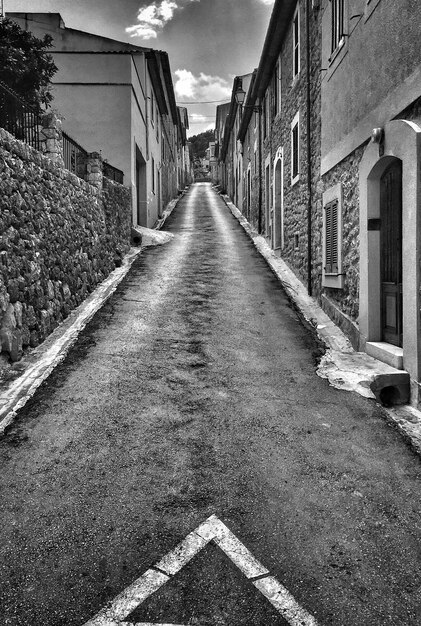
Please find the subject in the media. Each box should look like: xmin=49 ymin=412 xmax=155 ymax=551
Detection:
xmin=1 ymin=183 xmax=421 ymax=626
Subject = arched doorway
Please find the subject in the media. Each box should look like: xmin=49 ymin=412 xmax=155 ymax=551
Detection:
xmin=359 ymin=119 xmax=421 ymax=404
xmin=273 ymin=151 xmax=283 ymax=250
xmin=380 ymin=160 xmax=402 ymax=346
xmin=247 ymin=167 xmax=251 ymax=221
xmin=136 ymin=145 xmax=147 ymax=226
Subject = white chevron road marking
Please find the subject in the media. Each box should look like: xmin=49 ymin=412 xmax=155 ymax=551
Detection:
xmin=83 ymin=514 xmax=318 ymax=626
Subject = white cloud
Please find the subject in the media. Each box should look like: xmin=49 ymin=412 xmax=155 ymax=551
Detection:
xmin=126 ymin=0 xmax=199 ymax=39
xmin=174 ymin=69 xmax=231 ymax=101
xmin=257 ymin=0 xmax=274 ymax=4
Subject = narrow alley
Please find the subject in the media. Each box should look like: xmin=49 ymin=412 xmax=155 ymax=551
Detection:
xmin=1 ymin=184 xmax=420 ymax=626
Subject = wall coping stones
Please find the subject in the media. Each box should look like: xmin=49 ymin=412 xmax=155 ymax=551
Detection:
xmin=0 ymin=127 xmax=99 ymax=197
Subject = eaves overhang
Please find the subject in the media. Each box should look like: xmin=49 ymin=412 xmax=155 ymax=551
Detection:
xmin=160 ymin=51 xmax=179 ymax=125
xmin=220 ymin=76 xmax=243 ymax=162
xmin=238 ymin=0 xmax=296 ymax=142
xmin=146 ymin=51 xmax=169 ymax=116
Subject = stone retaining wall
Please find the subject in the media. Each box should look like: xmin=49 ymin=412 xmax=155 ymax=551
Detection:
xmin=0 ymin=128 xmax=131 ymax=361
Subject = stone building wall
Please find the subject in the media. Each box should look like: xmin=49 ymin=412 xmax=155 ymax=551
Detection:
xmin=321 ymin=145 xmax=366 ymax=322
xmin=0 ymin=128 xmax=131 ymax=362
xmin=319 ymin=96 xmax=421 ymax=329
xmin=242 ymin=119 xmax=260 ymax=228
xmin=262 ymin=1 xmax=322 ymax=290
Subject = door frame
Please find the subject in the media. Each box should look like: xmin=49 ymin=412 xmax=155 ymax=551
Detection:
xmin=273 ymin=147 xmax=284 ymax=251
xmin=380 ymin=160 xmax=403 ymax=347
xmin=359 ymin=119 xmax=421 ymax=402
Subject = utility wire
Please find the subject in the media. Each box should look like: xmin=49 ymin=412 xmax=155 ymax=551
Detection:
xmin=176 ymin=98 xmax=230 ymax=104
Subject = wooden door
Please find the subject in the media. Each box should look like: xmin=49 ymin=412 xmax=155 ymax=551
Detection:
xmin=380 ymin=161 xmax=403 ymax=347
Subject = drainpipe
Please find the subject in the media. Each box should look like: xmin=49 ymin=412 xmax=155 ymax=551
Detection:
xmin=306 ymin=0 xmax=313 ymax=296
xmin=144 ymin=57 xmax=150 ymax=161
xmin=258 ymin=102 xmax=263 ymax=234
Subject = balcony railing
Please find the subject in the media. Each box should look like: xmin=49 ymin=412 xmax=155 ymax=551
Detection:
xmin=62 ymin=131 xmax=88 ymax=179
xmin=103 ymin=161 xmax=124 ymax=184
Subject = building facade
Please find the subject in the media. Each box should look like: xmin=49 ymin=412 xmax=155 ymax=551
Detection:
xmin=218 ymin=0 xmax=421 ymax=406
xmin=319 ymin=0 xmax=421 ymax=403
xmin=9 ymin=12 xmax=185 ymax=229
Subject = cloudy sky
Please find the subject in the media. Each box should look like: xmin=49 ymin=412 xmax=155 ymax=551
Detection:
xmin=10 ymin=0 xmax=274 ymax=135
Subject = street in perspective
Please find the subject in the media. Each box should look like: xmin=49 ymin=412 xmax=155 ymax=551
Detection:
xmin=1 ymin=185 xmax=421 ymax=625
xmin=1 ymin=1 xmax=421 ymax=625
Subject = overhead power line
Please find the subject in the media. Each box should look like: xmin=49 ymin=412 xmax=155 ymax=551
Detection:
xmin=176 ymin=98 xmax=230 ymax=104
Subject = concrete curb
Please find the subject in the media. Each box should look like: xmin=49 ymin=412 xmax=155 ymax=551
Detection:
xmin=220 ymin=193 xmax=421 ymax=457
xmin=0 ymin=248 xmax=141 ymax=435
xmin=0 ymin=192 xmax=186 ymax=436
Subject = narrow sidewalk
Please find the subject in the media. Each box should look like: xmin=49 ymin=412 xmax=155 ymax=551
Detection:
xmin=0 ymin=195 xmax=181 ymax=435
xmin=220 ymin=191 xmax=421 ymax=457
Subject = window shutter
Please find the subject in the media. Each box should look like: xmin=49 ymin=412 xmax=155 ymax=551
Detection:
xmin=325 ymin=199 xmax=339 ymax=274
xmin=325 ymin=202 xmax=332 ymax=274
xmin=331 ymin=200 xmax=339 ymax=273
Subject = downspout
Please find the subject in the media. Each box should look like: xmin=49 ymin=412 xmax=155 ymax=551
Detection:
xmin=144 ymin=56 xmax=150 ymax=161
xmin=306 ymin=0 xmax=313 ymax=295
xmin=258 ymin=102 xmax=263 ymax=234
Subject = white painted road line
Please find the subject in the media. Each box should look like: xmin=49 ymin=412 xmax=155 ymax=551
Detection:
xmin=254 ymin=576 xmax=319 ymax=626
xmin=0 ymin=248 xmax=142 ymax=435
xmin=84 ymin=569 xmax=169 ymax=626
xmin=195 ymin=515 xmax=269 ymax=579
xmin=154 ymin=529 xmax=208 ymax=576
xmin=83 ymin=515 xmax=318 ymax=626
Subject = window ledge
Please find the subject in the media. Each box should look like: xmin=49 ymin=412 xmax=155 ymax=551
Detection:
xmin=322 ymin=274 xmax=344 ymax=289
xmin=328 ymin=37 xmax=346 ymax=66
xmin=291 ymin=174 xmax=300 ymax=187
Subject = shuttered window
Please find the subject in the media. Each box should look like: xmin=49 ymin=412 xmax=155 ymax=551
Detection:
xmin=291 ymin=111 xmax=300 ymax=184
xmin=293 ymin=4 xmax=300 ymax=78
xmin=331 ymin=0 xmax=345 ymax=53
xmin=325 ymin=199 xmax=339 ymax=274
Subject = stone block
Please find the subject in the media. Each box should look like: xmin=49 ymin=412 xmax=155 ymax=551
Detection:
xmin=0 ymin=328 xmax=23 ymax=361
xmin=13 ymin=302 xmax=23 ymax=328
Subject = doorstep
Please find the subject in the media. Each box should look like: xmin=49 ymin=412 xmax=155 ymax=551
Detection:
xmin=366 ymin=341 xmax=404 ymax=370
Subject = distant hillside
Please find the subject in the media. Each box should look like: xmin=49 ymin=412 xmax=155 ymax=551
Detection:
xmin=189 ymin=129 xmax=215 ymax=159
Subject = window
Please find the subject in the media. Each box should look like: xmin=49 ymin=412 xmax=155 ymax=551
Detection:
xmin=325 ymin=200 xmax=339 ymax=273
xmin=270 ymin=73 xmax=277 ymax=121
xmin=264 ymin=93 xmax=271 ymax=137
xmin=276 ymin=58 xmax=282 ymax=115
xmin=151 ymin=90 xmax=155 ymax=126
xmin=331 ymin=0 xmax=345 ymax=53
xmin=322 ymin=183 xmax=343 ymax=289
xmin=152 ymin=156 xmax=155 ymax=193
xmin=291 ymin=111 xmax=299 ymax=185
xmin=293 ymin=3 xmax=300 ymax=78
xmin=263 ymin=95 xmax=267 ymax=139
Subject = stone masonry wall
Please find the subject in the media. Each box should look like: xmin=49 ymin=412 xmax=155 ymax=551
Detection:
xmin=319 ymin=96 xmax=421 ymax=326
xmin=242 ymin=121 xmax=260 ymax=226
xmin=321 ymin=145 xmax=366 ymax=321
xmin=262 ymin=1 xmax=322 ymax=290
xmin=0 ymin=128 xmax=131 ymax=362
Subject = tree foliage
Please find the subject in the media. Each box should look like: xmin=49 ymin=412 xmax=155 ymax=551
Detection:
xmin=189 ymin=129 xmax=215 ymax=160
xmin=0 ymin=18 xmax=57 ymax=110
